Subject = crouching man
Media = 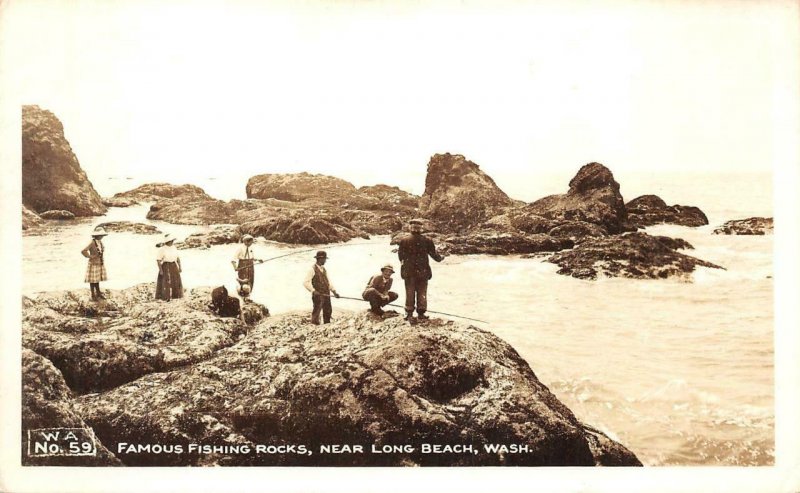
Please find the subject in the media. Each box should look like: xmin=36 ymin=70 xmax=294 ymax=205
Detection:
xmin=362 ymin=264 xmax=399 ymax=315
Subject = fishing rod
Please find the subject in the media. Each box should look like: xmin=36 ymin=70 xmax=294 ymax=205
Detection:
xmin=319 ymin=293 xmax=489 ymax=324
xmin=234 ymin=242 xmax=377 ymax=272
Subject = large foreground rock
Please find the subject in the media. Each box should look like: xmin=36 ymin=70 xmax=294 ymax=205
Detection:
xmin=713 ymin=217 xmax=773 ymax=235
xmin=419 ymin=153 xmax=516 ymax=230
xmin=22 ymin=105 xmax=107 ymax=216
xmin=69 ymin=310 xmax=640 ymax=466
xmin=22 ymin=349 xmax=121 ymax=465
xmin=527 ymin=162 xmax=630 ymax=234
xmin=547 ymin=232 xmax=722 ymax=280
xmin=22 ymin=284 xmax=268 ymax=393
xmin=626 ymin=195 xmax=708 ymax=228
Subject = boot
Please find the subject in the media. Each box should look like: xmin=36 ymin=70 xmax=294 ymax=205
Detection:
xmin=90 ymin=284 xmax=99 ymax=301
xmin=417 ymin=311 xmax=429 ymax=320
xmin=404 ymin=311 xmax=415 ymax=321
xmin=369 ymin=302 xmax=384 ymax=315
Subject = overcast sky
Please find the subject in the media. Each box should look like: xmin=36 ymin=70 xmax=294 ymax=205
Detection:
xmin=1 ymin=0 xmax=795 ymax=200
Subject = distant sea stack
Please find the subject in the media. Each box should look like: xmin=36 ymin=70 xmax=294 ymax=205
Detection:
xmin=246 ymin=172 xmax=357 ymax=202
xmin=419 ymin=153 xmax=516 ymax=230
xmin=527 ymin=162 xmax=629 ymax=234
xmin=22 ymin=105 xmax=106 ymax=216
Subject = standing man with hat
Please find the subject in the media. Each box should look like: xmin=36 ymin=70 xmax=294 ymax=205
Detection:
xmin=303 ymin=251 xmax=340 ymax=325
xmin=81 ymin=226 xmax=109 ymax=301
xmin=232 ymin=234 xmax=257 ymax=301
xmin=397 ymin=218 xmax=443 ymax=321
xmin=362 ymin=264 xmax=399 ymax=315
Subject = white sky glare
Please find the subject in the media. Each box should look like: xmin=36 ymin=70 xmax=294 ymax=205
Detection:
xmin=1 ymin=0 xmax=793 ymax=199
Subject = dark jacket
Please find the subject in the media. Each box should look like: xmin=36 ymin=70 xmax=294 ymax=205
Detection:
xmin=397 ymin=233 xmax=443 ymax=280
xmin=363 ymin=274 xmax=393 ymax=296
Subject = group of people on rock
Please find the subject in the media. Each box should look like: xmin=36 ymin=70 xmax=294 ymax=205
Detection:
xmin=81 ymin=218 xmax=444 ymax=323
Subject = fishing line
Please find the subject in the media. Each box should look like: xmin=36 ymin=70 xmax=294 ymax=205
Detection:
xmin=319 ymin=294 xmax=488 ymax=324
xmin=234 ymin=242 xmax=378 ymax=272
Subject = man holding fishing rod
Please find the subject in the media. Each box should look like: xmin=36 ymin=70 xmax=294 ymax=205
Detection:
xmin=231 ymin=234 xmax=259 ymax=301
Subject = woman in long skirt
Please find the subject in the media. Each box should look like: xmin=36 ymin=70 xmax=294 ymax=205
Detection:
xmin=155 ymin=233 xmax=183 ymax=301
xmin=81 ymin=226 xmax=108 ymax=300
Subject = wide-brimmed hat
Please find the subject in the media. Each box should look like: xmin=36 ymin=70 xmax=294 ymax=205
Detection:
xmin=242 ymin=234 xmax=254 ymax=242
xmin=314 ymin=251 xmax=328 ymax=259
xmin=162 ymin=233 xmax=176 ymax=244
xmin=381 ymin=264 xmax=395 ymax=273
xmin=91 ymin=226 xmax=108 ymax=237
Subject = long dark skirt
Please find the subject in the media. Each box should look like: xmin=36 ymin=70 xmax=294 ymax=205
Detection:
xmin=155 ymin=261 xmax=183 ymax=300
xmin=237 ymin=258 xmax=255 ymax=291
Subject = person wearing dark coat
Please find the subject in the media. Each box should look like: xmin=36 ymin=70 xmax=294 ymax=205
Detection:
xmin=362 ymin=264 xmax=399 ymax=315
xmin=397 ymin=218 xmax=443 ymax=321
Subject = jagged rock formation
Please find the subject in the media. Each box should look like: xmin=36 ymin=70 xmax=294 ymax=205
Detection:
xmin=22 ymin=105 xmax=107 ymax=216
xmin=547 ymin=232 xmax=721 ymax=280
xmin=626 ymin=195 xmax=708 ymax=228
xmin=419 ymin=153 xmax=516 ymax=230
xmin=240 ymin=214 xmax=368 ymax=245
xmin=22 ymin=286 xmax=640 ymax=467
xmin=22 ymin=349 xmax=121 ymax=465
xmin=22 ymin=205 xmax=43 ymax=230
xmin=527 ymin=162 xmax=629 ymax=234
xmin=97 ymin=221 xmax=161 ymax=235
xmin=713 ymin=217 xmax=773 ymax=235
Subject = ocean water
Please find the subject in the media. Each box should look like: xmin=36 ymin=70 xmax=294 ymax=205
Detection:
xmin=21 ymin=172 xmax=773 ymax=466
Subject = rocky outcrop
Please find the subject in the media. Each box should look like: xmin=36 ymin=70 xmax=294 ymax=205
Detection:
xmin=97 ymin=221 xmax=161 ymax=235
xmin=22 ymin=349 xmax=121 ymax=466
xmin=713 ymin=217 xmax=773 ymax=235
xmin=240 ymin=214 xmax=368 ymax=244
xmin=419 ymin=153 xmax=515 ymax=230
xmin=527 ymin=163 xmax=629 ymax=234
xmin=23 ymin=286 xmax=640 ymax=467
xmin=178 ymin=225 xmax=241 ymax=249
xmin=146 ymin=196 xmax=240 ymax=225
xmin=39 ymin=210 xmax=76 ymax=220
xmin=547 ymin=232 xmax=721 ymax=280
xmin=22 ymin=105 xmax=107 ymax=216
xmin=354 ymin=185 xmax=420 ymax=211
xmin=246 ymin=172 xmax=357 ymax=202
xmin=626 ymin=195 xmax=708 ymax=228
xmin=103 ymin=196 xmax=138 ymax=208
xmin=22 ymin=284 xmax=268 ymax=393
xmin=112 ymin=183 xmax=210 ymax=203
xmin=22 ymin=205 xmax=43 ymax=230
xmin=439 ymin=230 xmax=573 ymax=256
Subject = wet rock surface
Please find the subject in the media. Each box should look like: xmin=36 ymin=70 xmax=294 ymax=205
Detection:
xmin=626 ymin=195 xmax=708 ymax=228
xmin=713 ymin=217 xmax=773 ymax=235
xmin=547 ymin=232 xmax=722 ymax=280
xmin=22 ymin=105 xmax=107 ymax=216
xmin=22 ymin=284 xmax=268 ymax=393
xmin=98 ymin=221 xmax=162 ymax=235
xmin=39 ymin=210 xmax=76 ymax=220
xmin=21 ymin=285 xmax=640 ymax=467
xmin=103 ymin=196 xmax=139 ymax=208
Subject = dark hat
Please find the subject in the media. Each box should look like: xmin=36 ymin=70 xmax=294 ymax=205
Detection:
xmin=314 ymin=251 xmax=328 ymax=259
xmin=409 ymin=218 xmax=425 ymax=225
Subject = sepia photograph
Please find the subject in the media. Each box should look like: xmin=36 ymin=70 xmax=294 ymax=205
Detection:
xmin=1 ymin=0 xmax=798 ymax=491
